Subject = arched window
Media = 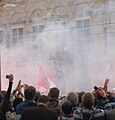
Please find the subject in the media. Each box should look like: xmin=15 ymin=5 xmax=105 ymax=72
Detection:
xmin=74 ymin=5 xmax=91 ymax=46
xmin=75 ymin=5 xmax=91 ymax=17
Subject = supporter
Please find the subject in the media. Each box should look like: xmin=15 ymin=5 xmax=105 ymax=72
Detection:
xmin=107 ymin=91 xmax=115 ymax=102
xmin=1 ymin=74 xmax=13 ymax=120
xmin=94 ymin=87 xmax=112 ymax=110
xmin=48 ymin=87 xmax=60 ymax=116
xmin=13 ymin=97 xmax=23 ymax=111
xmin=78 ymin=91 xmax=85 ymax=106
xmin=16 ymin=86 xmax=36 ymax=120
xmin=73 ymin=92 xmax=110 ymax=120
xmin=67 ymin=92 xmax=78 ymax=112
xmin=60 ymin=101 xmax=74 ymax=120
xmin=0 ymin=92 xmax=4 ymax=120
xmin=12 ymin=80 xmax=24 ymax=112
xmin=0 ymin=93 xmax=4 ymax=107
xmin=20 ymin=95 xmax=58 ymax=120
xmin=59 ymin=96 xmax=66 ymax=107
xmin=0 ymin=73 xmax=114 ymax=120
xmin=34 ymin=91 xmax=41 ymax=104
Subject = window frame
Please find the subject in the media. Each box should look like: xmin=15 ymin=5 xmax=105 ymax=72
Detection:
xmin=75 ymin=17 xmax=91 ymax=45
xmin=12 ymin=26 xmax=24 ymax=45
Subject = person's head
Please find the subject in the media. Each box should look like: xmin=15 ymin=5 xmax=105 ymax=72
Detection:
xmin=48 ymin=87 xmax=59 ymax=100
xmin=34 ymin=91 xmax=41 ymax=103
xmin=67 ymin=92 xmax=78 ymax=107
xmin=37 ymin=95 xmax=49 ymax=107
xmin=82 ymin=92 xmax=95 ymax=109
xmin=24 ymin=86 xmax=36 ymax=100
xmin=78 ymin=91 xmax=85 ymax=104
xmin=0 ymin=92 xmax=4 ymax=108
xmin=62 ymin=101 xmax=73 ymax=115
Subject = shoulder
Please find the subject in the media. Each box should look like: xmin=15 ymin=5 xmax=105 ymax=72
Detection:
xmin=16 ymin=101 xmax=27 ymax=110
xmin=94 ymin=109 xmax=105 ymax=118
xmin=46 ymin=108 xmax=58 ymax=117
xmin=16 ymin=101 xmax=36 ymax=114
xmin=73 ymin=108 xmax=105 ymax=119
xmin=73 ymin=108 xmax=82 ymax=119
xmin=16 ymin=101 xmax=26 ymax=108
xmin=23 ymin=107 xmax=37 ymax=113
xmin=16 ymin=101 xmax=25 ymax=114
xmin=61 ymin=116 xmax=75 ymax=120
xmin=48 ymin=98 xmax=58 ymax=108
xmin=47 ymin=107 xmax=58 ymax=113
xmin=73 ymin=107 xmax=82 ymax=114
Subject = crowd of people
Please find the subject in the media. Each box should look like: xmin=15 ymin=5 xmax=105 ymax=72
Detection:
xmin=0 ymin=74 xmax=115 ymax=120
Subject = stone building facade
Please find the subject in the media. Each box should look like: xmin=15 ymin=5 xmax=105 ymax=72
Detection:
xmin=0 ymin=0 xmax=115 ymax=93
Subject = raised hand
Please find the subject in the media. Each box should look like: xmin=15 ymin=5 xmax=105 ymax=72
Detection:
xmin=8 ymin=74 xmax=14 ymax=82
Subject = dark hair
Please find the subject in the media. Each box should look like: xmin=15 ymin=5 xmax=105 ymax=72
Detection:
xmin=34 ymin=91 xmax=41 ymax=102
xmin=78 ymin=91 xmax=85 ymax=104
xmin=24 ymin=86 xmax=36 ymax=100
xmin=48 ymin=87 xmax=59 ymax=99
xmin=38 ymin=95 xmax=49 ymax=104
xmin=62 ymin=101 xmax=73 ymax=114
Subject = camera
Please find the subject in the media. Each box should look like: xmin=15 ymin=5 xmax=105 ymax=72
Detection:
xmin=6 ymin=75 xmax=10 ymax=79
xmin=94 ymin=86 xmax=98 ymax=91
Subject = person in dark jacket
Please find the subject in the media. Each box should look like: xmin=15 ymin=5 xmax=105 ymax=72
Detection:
xmin=60 ymin=101 xmax=75 ymax=120
xmin=20 ymin=95 xmax=58 ymax=120
xmin=0 ymin=74 xmax=13 ymax=120
xmin=48 ymin=87 xmax=60 ymax=116
xmin=0 ymin=92 xmax=4 ymax=120
xmin=16 ymin=86 xmax=36 ymax=120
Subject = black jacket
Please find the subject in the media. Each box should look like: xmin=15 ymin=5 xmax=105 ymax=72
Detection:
xmin=20 ymin=104 xmax=58 ymax=120
xmin=0 ymin=81 xmax=13 ymax=120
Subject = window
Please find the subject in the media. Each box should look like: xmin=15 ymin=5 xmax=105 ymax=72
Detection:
xmin=12 ymin=27 xmax=24 ymax=45
xmin=32 ymin=25 xmax=45 ymax=33
xmin=76 ymin=19 xmax=90 ymax=45
xmin=32 ymin=25 xmax=44 ymax=40
xmin=0 ymin=30 xmax=4 ymax=45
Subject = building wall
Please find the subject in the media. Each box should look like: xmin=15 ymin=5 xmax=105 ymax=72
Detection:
xmin=0 ymin=0 xmax=115 ymax=93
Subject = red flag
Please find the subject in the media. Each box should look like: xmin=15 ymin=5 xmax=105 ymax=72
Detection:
xmin=38 ymin=65 xmax=48 ymax=89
